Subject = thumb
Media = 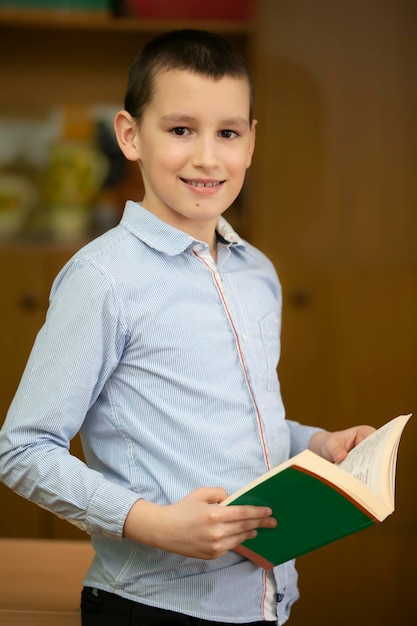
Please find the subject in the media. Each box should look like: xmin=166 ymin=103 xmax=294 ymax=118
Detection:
xmin=190 ymin=486 xmax=230 ymax=505
xmin=331 ymin=445 xmax=349 ymax=464
xmin=331 ymin=431 xmax=359 ymax=463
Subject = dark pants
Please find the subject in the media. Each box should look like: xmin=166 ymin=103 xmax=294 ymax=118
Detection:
xmin=81 ymin=587 xmax=277 ymax=626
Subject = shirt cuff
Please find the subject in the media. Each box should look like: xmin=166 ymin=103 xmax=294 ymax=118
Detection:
xmin=287 ymin=419 xmax=324 ymax=457
xmin=86 ymin=481 xmax=142 ymax=537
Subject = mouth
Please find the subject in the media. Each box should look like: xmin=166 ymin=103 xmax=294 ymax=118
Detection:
xmin=180 ymin=178 xmax=225 ymax=188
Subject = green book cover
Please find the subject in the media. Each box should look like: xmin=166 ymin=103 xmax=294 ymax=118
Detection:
xmin=221 ymin=414 xmax=411 ymax=569
xmin=228 ymin=465 xmax=375 ymax=569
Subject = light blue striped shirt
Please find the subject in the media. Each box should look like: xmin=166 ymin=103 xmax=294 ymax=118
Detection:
xmin=0 ymin=201 xmax=320 ymax=624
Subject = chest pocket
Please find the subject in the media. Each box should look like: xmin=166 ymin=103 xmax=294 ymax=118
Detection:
xmin=260 ymin=311 xmax=281 ymax=391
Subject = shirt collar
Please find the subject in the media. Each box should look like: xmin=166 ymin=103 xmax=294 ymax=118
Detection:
xmin=120 ymin=201 xmax=246 ymax=256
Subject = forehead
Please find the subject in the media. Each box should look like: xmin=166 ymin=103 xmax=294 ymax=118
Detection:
xmin=148 ymin=69 xmax=251 ymax=121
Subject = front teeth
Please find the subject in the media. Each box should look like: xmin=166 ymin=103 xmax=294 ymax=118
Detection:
xmin=187 ymin=180 xmax=221 ymax=187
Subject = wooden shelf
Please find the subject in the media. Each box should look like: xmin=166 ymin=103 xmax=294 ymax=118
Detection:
xmin=0 ymin=8 xmax=253 ymax=34
xmin=0 ymin=8 xmax=252 ymax=107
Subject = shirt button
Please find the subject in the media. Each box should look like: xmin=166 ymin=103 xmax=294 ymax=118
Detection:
xmin=193 ymin=244 xmax=204 ymax=252
xmin=241 ymin=332 xmax=248 ymax=341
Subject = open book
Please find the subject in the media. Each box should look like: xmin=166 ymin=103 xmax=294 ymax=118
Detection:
xmin=221 ymin=414 xmax=411 ymax=569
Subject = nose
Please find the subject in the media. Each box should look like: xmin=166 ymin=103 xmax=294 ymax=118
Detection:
xmin=192 ymin=135 xmax=219 ymax=169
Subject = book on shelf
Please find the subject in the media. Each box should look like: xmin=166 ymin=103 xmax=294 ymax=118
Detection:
xmin=221 ymin=413 xmax=411 ymax=570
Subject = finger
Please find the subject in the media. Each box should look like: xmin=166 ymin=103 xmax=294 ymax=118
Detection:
xmin=340 ymin=426 xmax=375 ymax=455
xmin=331 ymin=444 xmax=349 ymax=464
xmin=221 ymin=504 xmax=274 ymax=520
xmin=201 ymin=514 xmax=277 ymax=559
xmin=356 ymin=425 xmax=375 ymax=441
xmin=227 ymin=518 xmax=277 ymax=550
xmin=223 ymin=514 xmax=278 ymax=538
xmin=230 ymin=528 xmax=258 ymax=548
xmin=344 ymin=432 xmax=357 ymax=453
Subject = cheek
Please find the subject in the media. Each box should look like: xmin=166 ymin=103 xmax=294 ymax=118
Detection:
xmin=226 ymin=143 xmax=252 ymax=167
xmin=156 ymin=145 xmax=188 ymax=171
xmin=228 ymin=153 xmax=252 ymax=178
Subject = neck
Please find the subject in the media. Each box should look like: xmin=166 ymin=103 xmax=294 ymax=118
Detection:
xmin=210 ymin=239 xmax=218 ymax=263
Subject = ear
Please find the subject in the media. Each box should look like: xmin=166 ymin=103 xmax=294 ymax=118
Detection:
xmin=246 ymin=119 xmax=257 ymax=168
xmin=114 ymin=110 xmax=141 ymax=162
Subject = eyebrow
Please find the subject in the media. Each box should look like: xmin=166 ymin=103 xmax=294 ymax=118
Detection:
xmin=161 ymin=114 xmax=249 ymax=127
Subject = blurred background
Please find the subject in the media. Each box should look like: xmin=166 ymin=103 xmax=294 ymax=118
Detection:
xmin=0 ymin=1 xmax=416 ymax=624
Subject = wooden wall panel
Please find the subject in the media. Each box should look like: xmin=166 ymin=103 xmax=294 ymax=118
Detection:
xmin=251 ymin=1 xmax=417 ymax=623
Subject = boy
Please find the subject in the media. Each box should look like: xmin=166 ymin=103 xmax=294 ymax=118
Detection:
xmin=0 ymin=30 xmax=374 ymax=625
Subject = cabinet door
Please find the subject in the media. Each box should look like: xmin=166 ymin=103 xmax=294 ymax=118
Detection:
xmin=1 ymin=248 xmax=48 ymax=418
xmin=0 ymin=246 xmax=86 ymax=539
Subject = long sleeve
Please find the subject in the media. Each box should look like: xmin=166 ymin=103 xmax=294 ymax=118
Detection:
xmin=287 ymin=419 xmax=323 ymax=457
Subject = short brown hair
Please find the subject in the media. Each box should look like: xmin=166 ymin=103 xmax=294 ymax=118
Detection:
xmin=124 ymin=29 xmax=254 ymax=123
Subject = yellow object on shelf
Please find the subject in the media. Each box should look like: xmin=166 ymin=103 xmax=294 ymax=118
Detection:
xmin=41 ymin=104 xmax=108 ymax=240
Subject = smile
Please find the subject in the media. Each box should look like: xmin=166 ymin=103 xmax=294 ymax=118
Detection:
xmin=181 ymin=178 xmax=224 ymax=187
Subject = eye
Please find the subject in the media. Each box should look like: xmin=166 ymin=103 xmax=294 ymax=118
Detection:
xmin=219 ymin=129 xmax=238 ymax=139
xmin=171 ymin=127 xmax=190 ymax=136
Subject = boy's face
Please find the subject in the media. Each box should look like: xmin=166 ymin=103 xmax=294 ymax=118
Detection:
xmin=124 ymin=69 xmax=255 ymax=241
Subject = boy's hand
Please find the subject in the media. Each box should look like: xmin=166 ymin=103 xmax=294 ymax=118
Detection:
xmin=308 ymin=425 xmax=376 ymax=464
xmin=123 ymin=487 xmax=277 ymax=560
